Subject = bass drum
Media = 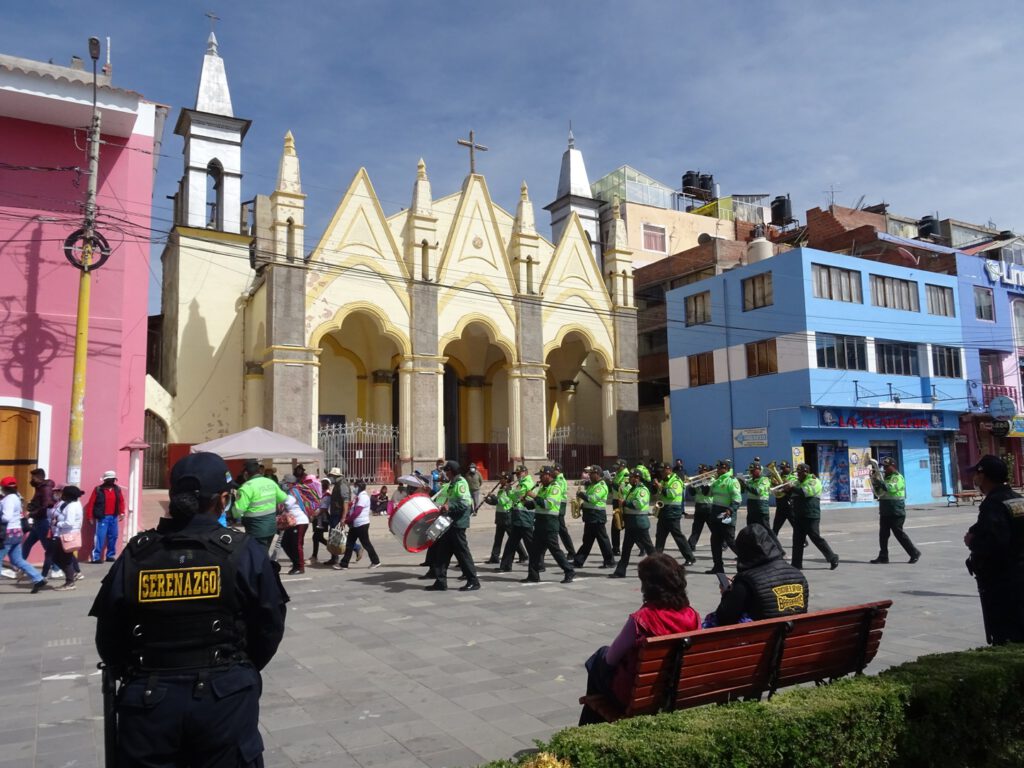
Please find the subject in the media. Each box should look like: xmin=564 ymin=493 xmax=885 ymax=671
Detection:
xmin=389 ymin=493 xmax=444 ymax=552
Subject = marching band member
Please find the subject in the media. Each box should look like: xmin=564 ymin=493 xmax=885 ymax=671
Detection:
xmin=553 ymin=463 xmax=577 ymax=562
xmin=707 ymin=460 xmax=741 ymax=575
xmin=608 ymin=470 xmax=656 ymax=578
xmin=742 ymin=460 xmax=772 ymax=530
xmin=499 ymin=466 xmax=535 ymax=572
xmin=486 ymin=473 xmax=527 ymax=565
xmin=425 ymin=461 xmax=480 ymax=592
xmin=771 ymin=461 xmax=797 ymax=537
xmin=610 ymin=460 xmax=629 ymax=556
xmin=687 ymin=463 xmax=713 ymax=550
xmin=790 ymin=463 xmax=839 ymax=571
xmin=573 ymin=465 xmax=614 ymax=568
xmin=523 ymin=467 xmax=575 ymax=584
xmin=654 ymin=463 xmax=696 ymax=566
xmin=870 ymin=457 xmax=920 ymax=565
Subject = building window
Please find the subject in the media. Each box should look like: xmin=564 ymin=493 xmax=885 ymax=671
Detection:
xmin=812 ymin=263 xmax=862 ymax=303
xmin=816 ymin=333 xmax=867 ymax=371
xmin=685 ymin=290 xmax=711 ymax=326
xmin=931 ymin=345 xmax=963 ymax=378
xmin=638 ymin=328 xmax=668 ymax=356
xmin=688 ymin=352 xmax=714 ymax=387
xmin=979 ymin=351 xmax=1004 ymax=385
xmin=642 ymin=223 xmax=667 ymax=253
xmin=925 ymin=284 xmax=955 ymax=317
xmin=742 ymin=272 xmax=774 ymax=311
xmin=875 ymin=340 xmax=920 ymax=376
xmin=746 ymin=339 xmax=778 ymax=377
xmin=870 ymin=275 xmax=919 ymax=311
xmin=974 ymin=286 xmax=995 ymax=321
xmin=1003 ymin=242 xmax=1024 ymax=267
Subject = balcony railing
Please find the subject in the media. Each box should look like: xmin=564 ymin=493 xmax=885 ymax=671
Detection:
xmin=982 ymin=383 xmax=1021 ymax=410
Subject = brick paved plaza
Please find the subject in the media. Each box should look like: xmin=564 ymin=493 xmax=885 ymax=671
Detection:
xmin=0 ymin=499 xmax=988 ymax=768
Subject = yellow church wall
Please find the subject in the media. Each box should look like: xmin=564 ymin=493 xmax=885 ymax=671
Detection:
xmin=436 ymin=300 xmax=517 ymax=367
xmin=318 ymin=341 xmax=365 ymax=421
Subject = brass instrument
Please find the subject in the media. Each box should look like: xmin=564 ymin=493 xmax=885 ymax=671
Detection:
xmin=770 ymin=480 xmax=796 ymax=494
xmin=612 ymin=507 xmax=624 ymax=531
xmin=683 ymin=469 xmax=717 ymax=488
xmin=766 ymin=460 xmax=785 ymax=488
xmin=570 ymin=497 xmax=583 ymax=518
xmin=652 ymin=500 xmax=664 ymax=518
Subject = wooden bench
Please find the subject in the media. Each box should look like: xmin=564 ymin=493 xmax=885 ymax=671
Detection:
xmin=579 ymin=600 xmax=891 ymax=723
xmin=947 ymin=491 xmax=981 ymax=507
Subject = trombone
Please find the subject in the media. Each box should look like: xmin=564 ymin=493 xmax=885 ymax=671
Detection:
xmin=683 ymin=469 xmax=716 ymax=488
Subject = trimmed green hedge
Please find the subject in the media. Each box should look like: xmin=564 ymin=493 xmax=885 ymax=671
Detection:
xmin=478 ymin=645 xmax=1024 ymax=768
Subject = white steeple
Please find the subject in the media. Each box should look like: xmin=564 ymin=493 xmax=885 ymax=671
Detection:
xmin=513 ymin=180 xmax=535 ymax=236
xmin=276 ymin=130 xmax=302 ymax=194
xmin=195 ymin=32 xmax=234 ymax=116
xmin=411 ymin=158 xmax=433 ymax=216
xmin=544 ymin=127 xmax=601 ymax=266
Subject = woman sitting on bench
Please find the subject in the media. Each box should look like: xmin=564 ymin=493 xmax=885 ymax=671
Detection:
xmin=579 ymin=553 xmax=700 ymax=725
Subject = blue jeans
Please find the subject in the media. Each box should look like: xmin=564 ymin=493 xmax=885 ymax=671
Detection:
xmin=21 ymin=516 xmax=50 ymax=560
xmin=92 ymin=516 xmax=119 ymax=562
xmin=1 ymin=532 xmax=44 ymax=584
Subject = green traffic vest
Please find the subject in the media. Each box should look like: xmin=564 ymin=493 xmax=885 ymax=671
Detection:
xmin=236 ymin=476 xmax=285 ymax=517
xmin=876 ymin=471 xmax=907 ymax=517
xmin=746 ymin=475 xmax=772 ymax=501
xmin=794 ymin=475 xmax=823 ymax=520
xmin=622 ymin=484 xmax=651 ymax=530
xmin=535 ymin=481 xmax=564 ymax=515
xmin=711 ymin=471 xmax=741 ymax=509
xmin=442 ymin=476 xmax=473 ymax=528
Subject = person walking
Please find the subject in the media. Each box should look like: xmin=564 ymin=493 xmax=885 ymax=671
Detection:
xmin=279 ymin=475 xmax=311 ymax=575
xmin=87 ymin=470 xmax=124 ymax=563
xmin=653 ymin=463 xmax=696 ymax=566
xmin=1 ymin=477 xmax=47 ymax=592
xmin=466 ymin=463 xmax=483 ymax=516
xmin=309 ymin=478 xmax=332 ymax=565
xmin=499 ymin=466 xmax=534 ymax=572
xmin=523 ymin=466 xmax=575 ymax=584
xmin=771 ymin=461 xmax=797 ymax=537
xmin=89 ymin=451 xmax=288 ymax=766
xmin=22 ymin=467 xmax=55 ymax=563
xmin=573 ymin=465 xmax=615 ymax=568
xmin=487 ymin=473 xmax=526 ymax=564
xmin=554 ymin=464 xmax=577 ymax=561
xmin=610 ymin=460 xmax=629 ymax=556
xmin=706 ymin=460 xmax=741 ymax=574
xmin=869 ymin=457 xmax=920 ymax=565
xmin=49 ymin=485 xmax=86 ymax=591
xmin=235 ymin=461 xmax=286 ymax=549
xmin=686 ymin=464 xmax=714 ymax=550
xmin=789 ymin=463 xmax=839 ymax=570
xmin=335 ymin=479 xmax=381 ymax=570
xmin=426 ymin=461 xmax=479 ymax=591
xmin=608 ymin=470 xmax=656 ymax=579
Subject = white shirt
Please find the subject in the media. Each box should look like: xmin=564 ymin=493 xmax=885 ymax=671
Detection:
xmin=284 ymin=491 xmax=309 ymax=526
xmin=349 ymin=490 xmax=371 ymax=527
xmin=1 ymin=493 xmax=23 ymax=532
xmin=50 ymin=501 xmax=84 ymax=535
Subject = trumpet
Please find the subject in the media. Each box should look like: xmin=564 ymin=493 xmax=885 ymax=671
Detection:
xmin=684 ymin=469 xmax=717 ymax=488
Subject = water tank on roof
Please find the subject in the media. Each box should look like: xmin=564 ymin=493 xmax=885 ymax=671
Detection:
xmin=747 ymin=237 xmax=773 ymax=263
xmin=698 ymin=174 xmax=714 ymax=193
xmin=770 ymin=195 xmax=792 ymax=226
xmin=918 ymin=215 xmax=939 ymax=239
xmin=682 ymin=170 xmax=699 ymax=190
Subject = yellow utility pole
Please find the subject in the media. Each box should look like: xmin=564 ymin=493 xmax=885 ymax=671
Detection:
xmin=65 ymin=37 xmax=102 ymax=486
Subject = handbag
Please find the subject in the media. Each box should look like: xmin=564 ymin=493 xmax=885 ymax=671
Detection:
xmin=326 ymin=525 xmax=347 ymax=556
xmin=275 ymin=511 xmax=297 ymax=532
xmin=60 ymin=531 xmax=82 ymax=553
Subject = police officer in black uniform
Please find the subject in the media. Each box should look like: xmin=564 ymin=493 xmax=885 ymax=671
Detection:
xmin=965 ymin=454 xmax=1024 ymax=645
xmin=89 ymin=452 xmax=289 ymax=767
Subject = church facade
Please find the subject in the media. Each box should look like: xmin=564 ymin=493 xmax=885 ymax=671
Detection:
xmin=147 ymin=35 xmax=639 ymax=478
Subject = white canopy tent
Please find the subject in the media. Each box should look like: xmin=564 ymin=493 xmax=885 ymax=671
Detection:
xmin=190 ymin=427 xmax=323 ymax=464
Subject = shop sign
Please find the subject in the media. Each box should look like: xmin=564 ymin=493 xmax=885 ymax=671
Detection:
xmin=819 ymin=407 xmax=944 ymax=430
xmin=984 ymin=259 xmax=1024 ymax=288
xmin=1010 ymin=417 xmax=1024 ymax=438
xmin=733 ymin=427 xmax=768 ymax=448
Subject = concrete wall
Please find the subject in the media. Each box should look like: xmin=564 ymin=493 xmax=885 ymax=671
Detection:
xmin=620 ymin=202 xmax=736 ymax=268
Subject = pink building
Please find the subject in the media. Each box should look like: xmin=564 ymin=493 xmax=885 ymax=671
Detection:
xmin=0 ymin=51 xmax=167 ymax=552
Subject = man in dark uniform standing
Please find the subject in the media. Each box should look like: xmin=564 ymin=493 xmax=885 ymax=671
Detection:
xmin=89 ymin=452 xmax=289 ymax=767
xmin=965 ymin=454 xmax=1024 ymax=645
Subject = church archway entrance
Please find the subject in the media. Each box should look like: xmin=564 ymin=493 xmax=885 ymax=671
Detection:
xmin=545 ymin=332 xmax=609 ymax=480
xmin=316 ymin=311 xmax=401 ymax=482
xmin=441 ymin=321 xmax=511 ymax=479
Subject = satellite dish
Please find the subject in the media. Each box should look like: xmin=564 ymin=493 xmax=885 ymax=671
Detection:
xmin=698 ymin=233 xmax=713 ymax=246
xmin=896 ymin=246 xmax=919 ymax=265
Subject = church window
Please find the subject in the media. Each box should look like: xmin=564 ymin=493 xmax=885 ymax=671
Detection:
xmin=206 ymin=160 xmax=224 ymax=230
xmin=642 ymin=223 xmax=667 ymax=253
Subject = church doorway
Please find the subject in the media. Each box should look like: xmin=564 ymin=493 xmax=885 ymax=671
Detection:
xmin=440 ymin=321 xmax=512 ymax=479
xmin=0 ymin=405 xmax=39 ymax=490
xmin=545 ymin=332 xmax=608 ymax=479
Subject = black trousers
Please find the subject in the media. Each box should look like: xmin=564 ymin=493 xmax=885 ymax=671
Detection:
xmin=976 ymin=571 xmax=1024 ymax=645
xmin=688 ymin=503 xmax=712 ymax=549
xmin=339 ymin=523 xmax=379 ymax=567
xmin=791 ymin=517 xmax=837 ymax=568
xmin=655 ymin=513 xmax=695 ymax=561
xmin=772 ymin=497 xmax=793 ymax=536
xmin=527 ymin=517 xmax=574 ymax=580
xmin=612 ymin=525 xmax=655 ymax=577
xmin=574 ymin=520 xmax=614 ymax=566
xmin=116 ymin=664 xmax=264 ymax=767
xmin=611 ymin=500 xmax=622 ymax=554
xmin=878 ymin=514 xmax=919 ymax=559
xmin=579 ymin=645 xmax=617 ymax=725
xmin=708 ymin=512 xmax=736 ymax=573
xmin=433 ymin=527 xmax=478 ymax=588
xmin=558 ymin=510 xmax=577 ymax=559
xmin=491 ymin=518 xmax=527 ymax=562
xmin=500 ymin=525 xmax=533 ymax=570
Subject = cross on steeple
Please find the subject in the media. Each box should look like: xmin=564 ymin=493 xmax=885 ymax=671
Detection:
xmin=457 ymin=130 xmax=488 ymax=175
xmin=205 ymin=10 xmax=220 ymax=32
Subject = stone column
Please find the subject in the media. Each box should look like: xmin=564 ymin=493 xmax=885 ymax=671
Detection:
xmin=464 ymin=375 xmax=486 ymax=444
xmin=613 ymin=307 xmax=639 ymax=462
xmin=370 ymin=369 xmax=392 ymax=424
xmin=558 ymin=380 xmax=577 ymax=427
xmin=405 ymin=280 xmax=442 ymax=473
xmin=514 ymin=294 xmax=549 ymax=470
xmin=507 ymin=370 xmax=522 ymax=464
xmin=602 ymin=373 xmax=617 ymax=458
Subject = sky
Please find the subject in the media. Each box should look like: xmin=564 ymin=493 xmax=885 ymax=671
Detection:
xmin=7 ymin=1 xmax=1024 ymax=314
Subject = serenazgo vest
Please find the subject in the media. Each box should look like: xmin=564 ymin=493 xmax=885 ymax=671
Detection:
xmin=733 ymin=559 xmax=809 ymax=620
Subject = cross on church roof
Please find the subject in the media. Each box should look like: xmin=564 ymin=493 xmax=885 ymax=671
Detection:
xmin=205 ymin=10 xmax=220 ymax=32
xmin=457 ymin=130 xmax=488 ymax=175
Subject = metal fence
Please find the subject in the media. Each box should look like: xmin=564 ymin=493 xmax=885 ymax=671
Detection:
xmin=547 ymin=425 xmax=603 ymax=480
xmin=317 ymin=420 xmax=398 ymax=484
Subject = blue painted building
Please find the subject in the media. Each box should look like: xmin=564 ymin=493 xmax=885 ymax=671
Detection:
xmin=666 ymin=246 xmax=965 ymax=505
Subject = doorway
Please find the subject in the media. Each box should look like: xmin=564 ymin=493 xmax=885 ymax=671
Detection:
xmin=0 ymin=407 xmax=39 ymax=490
xmin=926 ymin=436 xmax=945 ymax=497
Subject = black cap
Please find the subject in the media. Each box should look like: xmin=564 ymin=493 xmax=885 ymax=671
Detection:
xmin=243 ymin=459 xmax=261 ymax=475
xmin=537 ymin=465 xmax=554 ymax=476
xmin=881 ymin=457 xmax=896 ymax=467
xmin=171 ymin=452 xmax=234 ymax=496
xmin=516 ymin=464 xmax=528 ymax=473
xmin=972 ymin=454 xmax=1009 ymax=482
xmin=588 ymin=465 xmax=602 ymax=474
xmin=717 ymin=459 xmax=731 ymax=468
xmin=443 ymin=459 xmax=461 ymax=474
xmin=61 ymin=485 xmax=85 ymax=500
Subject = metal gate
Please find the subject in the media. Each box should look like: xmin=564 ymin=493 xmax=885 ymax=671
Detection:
xmin=927 ymin=436 xmax=945 ymax=497
xmin=317 ymin=419 xmax=398 ymax=484
xmin=547 ymin=425 xmax=602 ymax=481
xmin=143 ymin=410 xmax=168 ymax=488
xmin=487 ymin=428 xmax=511 ymax=478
